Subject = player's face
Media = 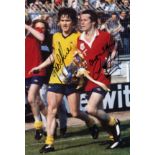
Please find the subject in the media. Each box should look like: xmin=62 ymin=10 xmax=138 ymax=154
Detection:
xmin=34 ymin=22 xmax=45 ymax=32
xmin=80 ymin=14 xmax=94 ymax=32
xmin=59 ymin=15 xmax=73 ymax=34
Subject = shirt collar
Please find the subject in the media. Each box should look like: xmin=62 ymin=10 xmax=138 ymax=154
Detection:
xmin=79 ymin=29 xmax=99 ymax=48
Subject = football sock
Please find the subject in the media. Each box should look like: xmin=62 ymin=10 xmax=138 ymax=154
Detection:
xmin=101 ymin=113 xmax=110 ymax=124
xmin=34 ymin=115 xmax=41 ymax=122
xmin=40 ymin=112 xmax=47 ymax=130
xmin=45 ymin=136 xmax=54 ymax=145
xmin=109 ymin=134 xmax=114 ymax=141
xmin=34 ymin=121 xmax=43 ymax=129
xmin=78 ymin=111 xmax=95 ymax=127
xmin=108 ymin=116 xmax=116 ymax=126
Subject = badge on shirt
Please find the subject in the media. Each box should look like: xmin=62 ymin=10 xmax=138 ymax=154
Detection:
xmin=80 ymin=43 xmax=85 ymax=51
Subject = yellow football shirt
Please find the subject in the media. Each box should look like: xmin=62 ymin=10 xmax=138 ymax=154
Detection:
xmin=49 ymin=31 xmax=80 ymax=84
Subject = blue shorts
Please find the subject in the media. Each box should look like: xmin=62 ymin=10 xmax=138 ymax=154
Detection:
xmin=85 ymin=87 xmax=107 ymax=100
xmin=25 ymin=76 xmax=44 ymax=91
xmin=47 ymin=84 xmax=79 ymax=96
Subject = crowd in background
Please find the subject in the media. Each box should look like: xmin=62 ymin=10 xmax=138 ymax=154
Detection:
xmin=25 ymin=1 xmax=130 ymax=144
xmin=25 ymin=0 xmax=130 ymax=55
xmin=25 ymin=0 xmax=130 ymax=14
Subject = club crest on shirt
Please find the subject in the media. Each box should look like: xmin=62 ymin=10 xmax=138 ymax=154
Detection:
xmin=80 ymin=43 xmax=85 ymax=51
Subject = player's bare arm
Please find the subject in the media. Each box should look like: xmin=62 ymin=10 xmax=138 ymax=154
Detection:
xmin=25 ymin=24 xmax=45 ymax=41
xmin=29 ymin=54 xmax=54 ymax=74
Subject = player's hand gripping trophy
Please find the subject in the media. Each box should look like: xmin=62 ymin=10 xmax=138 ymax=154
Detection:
xmin=60 ymin=50 xmax=110 ymax=91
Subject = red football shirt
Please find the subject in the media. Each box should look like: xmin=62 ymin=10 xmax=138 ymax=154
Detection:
xmin=25 ymin=28 xmax=45 ymax=78
xmin=77 ymin=30 xmax=114 ymax=91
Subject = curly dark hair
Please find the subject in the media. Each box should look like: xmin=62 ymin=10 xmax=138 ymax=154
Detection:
xmin=58 ymin=7 xmax=78 ymax=26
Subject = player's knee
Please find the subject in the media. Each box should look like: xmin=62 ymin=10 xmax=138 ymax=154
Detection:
xmin=86 ymin=106 xmax=96 ymax=116
xmin=47 ymin=106 xmax=57 ymax=118
xmin=27 ymin=95 xmax=35 ymax=105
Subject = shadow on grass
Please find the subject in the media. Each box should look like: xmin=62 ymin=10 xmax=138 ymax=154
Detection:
xmin=56 ymin=128 xmax=91 ymax=139
xmin=26 ymin=121 xmax=130 ymax=144
xmin=55 ymin=140 xmax=103 ymax=152
xmin=99 ymin=136 xmax=130 ymax=148
xmin=120 ymin=121 xmax=130 ymax=131
xmin=53 ymin=135 xmax=130 ymax=152
xmin=119 ymin=136 xmax=130 ymax=148
xmin=56 ymin=121 xmax=130 ymax=139
xmin=54 ymin=122 xmax=130 ymax=151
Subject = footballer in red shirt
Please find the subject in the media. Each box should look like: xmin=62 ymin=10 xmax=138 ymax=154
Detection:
xmin=78 ymin=10 xmax=121 ymax=149
xmin=25 ymin=19 xmax=46 ymax=141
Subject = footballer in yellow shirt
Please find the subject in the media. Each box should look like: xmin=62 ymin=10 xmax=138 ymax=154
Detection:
xmin=49 ymin=31 xmax=80 ymax=84
xmin=29 ymin=8 xmax=98 ymax=153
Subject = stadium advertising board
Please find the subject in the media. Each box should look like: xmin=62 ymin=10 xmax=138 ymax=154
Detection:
xmin=80 ymin=83 xmax=130 ymax=112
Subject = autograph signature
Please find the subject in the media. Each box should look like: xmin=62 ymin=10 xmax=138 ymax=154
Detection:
xmin=54 ymin=41 xmax=72 ymax=72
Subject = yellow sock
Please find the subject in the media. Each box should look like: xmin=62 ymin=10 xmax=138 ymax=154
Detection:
xmin=45 ymin=136 xmax=54 ymax=145
xmin=34 ymin=121 xmax=43 ymax=129
xmin=108 ymin=117 xmax=116 ymax=126
xmin=109 ymin=134 xmax=114 ymax=141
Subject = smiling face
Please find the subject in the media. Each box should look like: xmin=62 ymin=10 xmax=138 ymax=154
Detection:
xmin=59 ymin=15 xmax=73 ymax=34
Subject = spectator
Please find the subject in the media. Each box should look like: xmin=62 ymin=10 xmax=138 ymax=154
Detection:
xmin=117 ymin=0 xmax=130 ymax=11
xmin=34 ymin=0 xmax=43 ymax=5
xmin=122 ymin=0 xmax=130 ymax=9
xmin=119 ymin=10 xmax=130 ymax=55
xmin=97 ymin=13 xmax=109 ymax=30
xmin=46 ymin=15 xmax=60 ymax=34
xmin=68 ymin=0 xmax=78 ymax=10
xmin=82 ymin=0 xmax=90 ymax=10
xmin=96 ymin=0 xmax=106 ymax=10
xmin=89 ymin=0 xmax=97 ymax=7
xmin=104 ymin=0 xmax=119 ymax=13
xmin=105 ymin=12 xmax=124 ymax=53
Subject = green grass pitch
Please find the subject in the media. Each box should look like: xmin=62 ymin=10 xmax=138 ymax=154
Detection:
xmin=26 ymin=120 xmax=130 ymax=155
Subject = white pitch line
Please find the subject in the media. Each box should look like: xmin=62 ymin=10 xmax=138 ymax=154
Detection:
xmin=26 ymin=128 xmax=129 ymax=147
xmin=25 ymin=135 xmax=103 ymax=147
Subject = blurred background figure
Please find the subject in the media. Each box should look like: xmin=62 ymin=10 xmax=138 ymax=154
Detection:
xmin=119 ymin=10 xmax=130 ymax=55
xmin=105 ymin=12 xmax=124 ymax=55
xmin=104 ymin=0 xmax=119 ymax=13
